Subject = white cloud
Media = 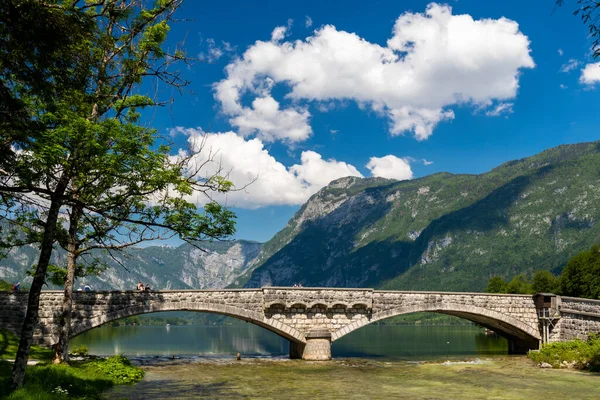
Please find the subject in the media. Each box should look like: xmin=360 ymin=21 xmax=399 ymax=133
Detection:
xmin=198 ymin=38 xmax=234 ymax=63
xmin=558 ymin=48 xmax=563 ymax=56
xmin=271 ymin=26 xmax=287 ymax=42
xmin=559 ymin=83 xmax=568 ymax=89
xmin=290 ymin=151 xmax=362 ymax=189
xmin=580 ymin=62 xmax=600 ymax=85
xmin=214 ymin=3 xmax=534 ymax=142
xmin=172 ymin=128 xmax=362 ymax=208
xmin=485 ymin=102 xmax=513 ymax=117
xmin=560 ymin=58 xmax=580 ymax=73
xmin=423 ymin=159 xmax=434 ymax=165
xmin=229 ymin=96 xmax=312 ymax=143
xmin=305 ymin=16 xmax=313 ymax=28
xmin=366 ymin=155 xmax=413 ymax=180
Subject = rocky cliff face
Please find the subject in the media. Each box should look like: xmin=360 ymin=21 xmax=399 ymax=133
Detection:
xmin=238 ymin=141 xmax=600 ymax=291
xmin=0 ymin=240 xmax=262 ymax=290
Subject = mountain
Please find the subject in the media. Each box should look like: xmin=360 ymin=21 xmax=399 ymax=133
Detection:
xmin=236 ymin=141 xmax=600 ymax=292
xmin=0 ymin=240 xmax=262 ymax=290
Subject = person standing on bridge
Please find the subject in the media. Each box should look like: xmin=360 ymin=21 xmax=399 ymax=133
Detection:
xmin=136 ymin=281 xmax=144 ymax=291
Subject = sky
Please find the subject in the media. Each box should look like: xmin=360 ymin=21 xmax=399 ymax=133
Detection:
xmin=144 ymin=0 xmax=600 ymax=244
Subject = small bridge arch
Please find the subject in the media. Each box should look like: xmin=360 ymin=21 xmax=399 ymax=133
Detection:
xmin=330 ymin=301 xmax=542 ymax=352
xmin=68 ymin=300 xmax=307 ymax=345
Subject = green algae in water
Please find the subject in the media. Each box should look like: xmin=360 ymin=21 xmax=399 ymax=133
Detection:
xmin=104 ymin=357 xmax=600 ymax=400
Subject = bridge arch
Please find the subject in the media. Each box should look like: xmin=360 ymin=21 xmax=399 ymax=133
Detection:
xmin=331 ymin=302 xmax=541 ymax=347
xmin=68 ymin=301 xmax=306 ymax=345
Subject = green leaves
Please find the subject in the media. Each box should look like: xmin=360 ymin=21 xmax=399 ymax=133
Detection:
xmin=561 ymin=244 xmax=600 ymax=299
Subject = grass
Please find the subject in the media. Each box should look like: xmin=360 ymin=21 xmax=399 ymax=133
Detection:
xmin=0 ymin=330 xmax=143 ymax=400
xmin=104 ymin=357 xmax=600 ymax=400
xmin=528 ymin=334 xmax=600 ymax=371
xmin=0 ymin=330 xmax=53 ymax=362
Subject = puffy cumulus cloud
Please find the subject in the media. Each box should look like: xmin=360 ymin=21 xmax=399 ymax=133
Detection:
xmin=229 ymin=96 xmax=312 ymax=142
xmin=580 ymin=62 xmax=600 ymax=85
xmin=214 ymin=3 xmax=534 ymax=142
xmin=366 ymin=155 xmax=413 ymax=180
xmin=290 ymin=151 xmax=362 ymax=188
xmin=172 ymin=127 xmax=362 ymax=208
xmin=271 ymin=26 xmax=287 ymax=42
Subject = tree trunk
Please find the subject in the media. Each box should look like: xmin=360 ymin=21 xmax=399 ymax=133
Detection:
xmin=53 ymin=204 xmax=81 ymax=364
xmin=10 ymin=197 xmax=64 ymax=390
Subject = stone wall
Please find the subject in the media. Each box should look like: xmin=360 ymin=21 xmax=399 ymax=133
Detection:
xmin=8 ymin=289 xmax=600 ymax=355
xmin=549 ymin=296 xmax=600 ymax=342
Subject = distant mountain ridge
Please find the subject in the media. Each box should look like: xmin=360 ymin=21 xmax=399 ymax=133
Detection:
xmin=3 ymin=141 xmax=600 ymax=293
xmin=0 ymin=240 xmax=262 ymax=290
xmin=235 ymin=141 xmax=600 ymax=291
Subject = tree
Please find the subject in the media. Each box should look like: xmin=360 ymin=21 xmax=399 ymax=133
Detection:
xmin=556 ymin=1 xmax=600 ymax=59
xmin=487 ymin=276 xmax=507 ymax=293
xmin=505 ymin=274 xmax=533 ymax=294
xmin=1 ymin=0 xmax=236 ymax=389
xmin=531 ymin=270 xmax=559 ymax=293
xmin=561 ymin=244 xmax=600 ymax=299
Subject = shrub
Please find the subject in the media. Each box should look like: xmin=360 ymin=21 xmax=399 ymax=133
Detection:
xmin=529 ymin=334 xmax=600 ymax=370
xmin=70 ymin=345 xmax=89 ymax=357
xmin=86 ymin=355 xmax=144 ymax=384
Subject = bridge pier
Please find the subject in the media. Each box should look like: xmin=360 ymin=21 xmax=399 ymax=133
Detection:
xmin=290 ymin=329 xmax=332 ymax=361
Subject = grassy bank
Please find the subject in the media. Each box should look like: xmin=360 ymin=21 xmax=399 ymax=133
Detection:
xmin=528 ymin=334 xmax=600 ymax=371
xmin=0 ymin=330 xmax=143 ymax=400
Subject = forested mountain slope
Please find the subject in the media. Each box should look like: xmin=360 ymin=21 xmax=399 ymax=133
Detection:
xmin=236 ymin=141 xmax=600 ymax=291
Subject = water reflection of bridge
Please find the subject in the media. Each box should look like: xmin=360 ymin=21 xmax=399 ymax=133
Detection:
xmin=1 ymin=288 xmax=599 ymax=360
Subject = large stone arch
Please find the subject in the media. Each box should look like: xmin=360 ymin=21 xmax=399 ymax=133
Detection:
xmin=331 ymin=302 xmax=541 ymax=350
xmin=68 ymin=301 xmax=306 ymax=345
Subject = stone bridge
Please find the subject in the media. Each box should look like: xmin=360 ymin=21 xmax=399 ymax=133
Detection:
xmin=1 ymin=288 xmax=599 ymax=360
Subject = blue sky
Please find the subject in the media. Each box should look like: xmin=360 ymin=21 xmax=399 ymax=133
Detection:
xmin=146 ymin=0 xmax=600 ymax=244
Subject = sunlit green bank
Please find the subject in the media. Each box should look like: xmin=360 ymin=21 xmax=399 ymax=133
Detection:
xmin=0 ymin=330 xmax=143 ymax=400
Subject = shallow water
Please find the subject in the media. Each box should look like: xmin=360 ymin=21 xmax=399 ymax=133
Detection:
xmin=103 ymin=357 xmax=600 ymax=400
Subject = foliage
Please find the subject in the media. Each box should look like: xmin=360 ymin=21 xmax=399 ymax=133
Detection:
xmin=69 ymin=346 xmax=88 ymax=357
xmin=0 ymin=0 xmax=237 ymax=384
xmin=560 ymin=244 xmax=600 ymax=299
xmin=0 ymin=280 xmax=12 ymax=291
xmin=0 ymin=330 xmax=53 ymax=362
xmin=531 ymin=270 xmax=560 ymax=293
xmin=505 ymin=274 xmax=534 ymax=294
xmin=487 ymin=276 xmax=507 ymax=293
xmin=487 ymin=270 xmax=561 ymax=295
xmin=528 ymin=333 xmax=600 ymax=371
xmin=556 ymin=0 xmax=600 ymax=59
xmin=0 ymin=355 xmax=143 ymax=399
xmin=85 ymin=355 xmax=144 ymax=384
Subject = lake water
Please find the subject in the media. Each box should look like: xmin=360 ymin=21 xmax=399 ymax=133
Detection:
xmin=70 ymin=323 xmax=508 ymax=360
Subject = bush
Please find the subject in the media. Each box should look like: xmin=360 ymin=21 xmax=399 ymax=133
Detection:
xmin=528 ymin=334 xmax=600 ymax=370
xmin=70 ymin=345 xmax=89 ymax=357
xmin=86 ymin=355 xmax=144 ymax=384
